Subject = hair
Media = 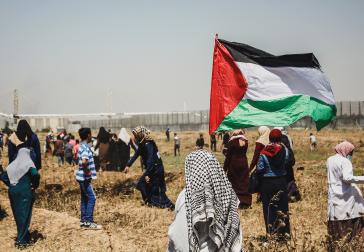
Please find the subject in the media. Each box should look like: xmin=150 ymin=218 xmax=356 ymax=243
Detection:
xmin=76 ymin=139 xmax=80 ymax=144
xmin=79 ymin=128 xmax=91 ymax=141
xmin=16 ymin=119 xmax=33 ymax=142
xmin=174 ymin=133 xmax=177 ymax=136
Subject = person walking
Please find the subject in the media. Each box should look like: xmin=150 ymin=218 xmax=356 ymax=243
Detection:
xmin=167 ymin=149 xmax=242 ymax=252
xmin=173 ymin=133 xmax=180 ymax=156
xmin=223 ymin=130 xmax=251 ymax=208
xmin=125 ymin=126 xmax=174 ymax=209
xmin=257 ymin=129 xmax=292 ymax=238
xmin=76 ymin=128 xmax=101 ymax=229
xmin=309 ymin=133 xmax=317 ymax=151
xmin=0 ymin=131 xmax=40 ymax=248
xmin=327 ymin=141 xmax=364 ymax=244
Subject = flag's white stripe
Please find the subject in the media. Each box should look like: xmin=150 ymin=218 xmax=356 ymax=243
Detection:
xmin=235 ymin=62 xmax=335 ymax=105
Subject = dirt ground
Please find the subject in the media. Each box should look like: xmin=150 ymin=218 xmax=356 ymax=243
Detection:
xmin=1 ymin=128 xmax=364 ymax=251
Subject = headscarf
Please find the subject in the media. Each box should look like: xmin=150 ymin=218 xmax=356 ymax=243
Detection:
xmin=256 ymin=126 xmax=270 ymax=146
xmin=184 ymin=149 xmax=242 ymax=252
xmin=229 ymin=129 xmax=247 ymax=142
xmin=16 ymin=119 xmax=33 ymax=143
xmin=335 ymin=141 xmax=355 ymax=157
xmin=97 ymin=127 xmax=110 ymax=144
xmin=132 ymin=126 xmax=152 ymax=143
xmin=118 ymin=128 xmax=131 ymax=145
xmin=6 ymin=145 xmax=35 ymax=186
xmin=261 ymin=129 xmax=283 ymax=157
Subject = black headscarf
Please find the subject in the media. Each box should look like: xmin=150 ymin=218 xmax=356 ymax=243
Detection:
xmin=97 ymin=127 xmax=110 ymax=144
xmin=16 ymin=120 xmax=33 ymax=142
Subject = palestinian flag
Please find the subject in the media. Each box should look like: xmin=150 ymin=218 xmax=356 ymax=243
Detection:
xmin=209 ymin=37 xmax=336 ymax=133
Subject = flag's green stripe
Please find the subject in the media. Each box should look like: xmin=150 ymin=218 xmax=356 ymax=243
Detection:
xmin=216 ymin=95 xmax=336 ymax=131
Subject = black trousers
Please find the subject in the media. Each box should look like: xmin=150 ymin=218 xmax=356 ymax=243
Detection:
xmin=260 ymin=176 xmax=290 ymax=236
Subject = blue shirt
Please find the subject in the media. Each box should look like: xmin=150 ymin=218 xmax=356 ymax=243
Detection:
xmin=75 ymin=142 xmax=97 ymax=181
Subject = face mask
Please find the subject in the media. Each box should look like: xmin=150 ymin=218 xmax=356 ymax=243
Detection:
xmin=347 ymin=155 xmax=353 ymax=162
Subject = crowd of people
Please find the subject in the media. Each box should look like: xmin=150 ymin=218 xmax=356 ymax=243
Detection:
xmin=0 ymin=120 xmax=363 ymax=250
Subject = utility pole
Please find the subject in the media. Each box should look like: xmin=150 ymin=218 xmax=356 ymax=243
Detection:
xmin=13 ymin=89 xmax=19 ymax=125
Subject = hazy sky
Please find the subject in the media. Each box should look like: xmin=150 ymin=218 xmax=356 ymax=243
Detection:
xmin=0 ymin=0 xmax=363 ymax=114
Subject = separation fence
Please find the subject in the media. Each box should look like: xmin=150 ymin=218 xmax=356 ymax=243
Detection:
xmin=1 ymin=101 xmax=364 ymax=132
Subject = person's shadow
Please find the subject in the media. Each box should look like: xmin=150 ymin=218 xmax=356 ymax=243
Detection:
xmin=30 ymin=230 xmax=45 ymax=244
xmin=0 ymin=206 xmax=7 ymax=220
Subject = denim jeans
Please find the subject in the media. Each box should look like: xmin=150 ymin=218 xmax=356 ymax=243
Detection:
xmin=78 ymin=179 xmax=96 ymax=222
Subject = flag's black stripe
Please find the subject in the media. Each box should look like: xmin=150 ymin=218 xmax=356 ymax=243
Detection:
xmin=219 ymin=39 xmax=321 ymax=69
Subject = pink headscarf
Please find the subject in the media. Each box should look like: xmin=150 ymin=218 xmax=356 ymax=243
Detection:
xmin=335 ymin=141 xmax=355 ymax=157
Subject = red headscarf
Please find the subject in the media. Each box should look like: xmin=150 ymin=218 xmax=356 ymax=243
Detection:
xmin=261 ymin=129 xmax=283 ymax=157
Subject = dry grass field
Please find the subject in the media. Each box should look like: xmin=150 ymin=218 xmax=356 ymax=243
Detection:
xmin=1 ymin=128 xmax=364 ymax=251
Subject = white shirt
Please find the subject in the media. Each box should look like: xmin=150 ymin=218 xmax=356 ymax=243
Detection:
xmin=327 ymin=154 xmax=364 ymax=221
xmin=309 ymin=135 xmax=316 ymax=144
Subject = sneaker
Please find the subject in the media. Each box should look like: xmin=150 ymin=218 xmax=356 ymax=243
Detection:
xmin=80 ymin=221 xmax=87 ymax=227
xmin=83 ymin=222 xmax=102 ymax=230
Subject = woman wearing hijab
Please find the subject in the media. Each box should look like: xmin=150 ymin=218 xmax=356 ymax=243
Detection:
xmin=250 ymin=126 xmax=270 ymax=171
xmin=167 ymin=149 xmax=242 ymax=252
xmin=118 ymin=128 xmax=131 ymax=171
xmin=223 ymin=129 xmax=251 ymax=208
xmin=257 ymin=129 xmax=292 ymax=237
xmin=8 ymin=120 xmax=41 ymax=170
xmin=125 ymin=126 xmax=174 ymax=209
xmin=327 ymin=141 xmax=364 ymax=243
xmin=95 ymin=127 xmax=110 ymax=171
xmin=0 ymin=131 xmax=40 ymax=247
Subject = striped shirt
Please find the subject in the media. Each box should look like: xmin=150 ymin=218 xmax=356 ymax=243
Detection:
xmin=75 ymin=142 xmax=97 ymax=181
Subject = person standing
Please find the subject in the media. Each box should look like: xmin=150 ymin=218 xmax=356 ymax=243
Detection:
xmin=95 ymin=127 xmax=110 ymax=171
xmin=173 ymin=133 xmax=180 ymax=156
xmin=76 ymin=128 xmax=101 ymax=229
xmin=0 ymin=131 xmax=40 ymax=248
xmin=45 ymin=132 xmax=53 ymax=159
xmin=54 ymin=135 xmax=65 ymax=167
xmin=125 ymin=126 xmax=174 ymax=209
xmin=64 ymin=138 xmax=74 ymax=165
xmin=196 ymin=133 xmax=204 ymax=149
xmin=73 ymin=139 xmax=80 ymax=165
xmin=257 ymin=129 xmax=292 ymax=238
xmin=309 ymin=133 xmax=317 ymax=151
xmin=8 ymin=120 xmax=41 ymax=170
xmin=327 ymin=141 xmax=364 ymax=244
xmin=222 ymin=131 xmax=230 ymax=155
xmin=223 ymin=130 xmax=251 ymax=208
xmin=166 ymin=128 xmax=171 ymax=142
xmin=210 ymin=133 xmax=217 ymax=152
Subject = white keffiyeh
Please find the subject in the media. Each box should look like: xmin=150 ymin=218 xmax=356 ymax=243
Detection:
xmin=184 ymin=149 xmax=242 ymax=252
xmin=6 ymin=148 xmax=35 ymax=185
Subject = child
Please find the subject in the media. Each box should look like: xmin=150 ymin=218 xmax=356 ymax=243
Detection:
xmin=76 ymin=128 xmax=101 ymax=229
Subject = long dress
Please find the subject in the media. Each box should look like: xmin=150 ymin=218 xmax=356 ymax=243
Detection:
xmin=0 ymin=168 xmax=40 ymax=246
xmin=223 ymin=138 xmax=251 ymax=207
xmin=126 ymin=140 xmax=174 ymax=209
xmin=98 ymin=142 xmax=110 ymax=170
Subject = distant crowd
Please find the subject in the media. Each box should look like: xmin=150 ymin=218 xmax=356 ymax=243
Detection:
xmin=1 ymin=121 xmax=362 ymax=251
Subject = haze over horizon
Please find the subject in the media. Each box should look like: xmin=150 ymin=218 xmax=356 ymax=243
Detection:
xmin=0 ymin=1 xmax=363 ymax=114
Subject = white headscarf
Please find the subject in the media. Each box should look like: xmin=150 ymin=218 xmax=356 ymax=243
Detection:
xmin=6 ymin=148 xmax=35 ymax=185
xmin=118 ymin=128 xmax=131 ymax=145
xmin=256 ymin=126 xmax=270 ymax=146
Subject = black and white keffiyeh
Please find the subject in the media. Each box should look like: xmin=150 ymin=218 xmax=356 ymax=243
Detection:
xmin=184 ymin=149 xmax=242 ymax=252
